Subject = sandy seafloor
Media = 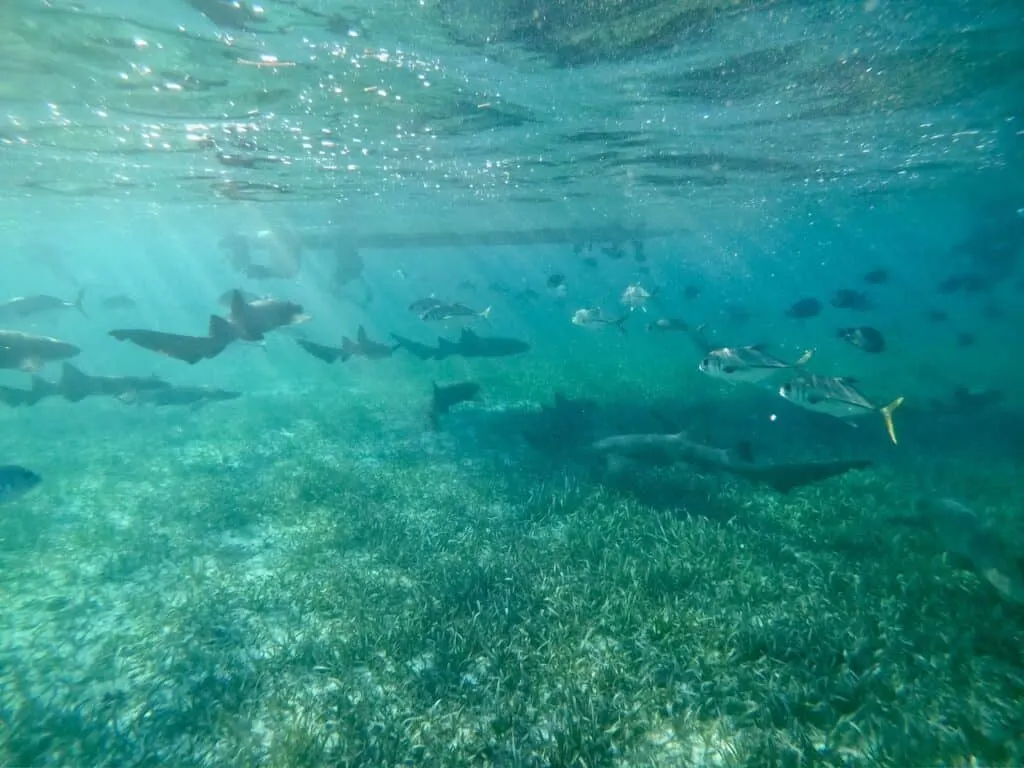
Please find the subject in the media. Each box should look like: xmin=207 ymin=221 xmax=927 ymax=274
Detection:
xmin=1 ymin=344 xmax=1023 ymax=768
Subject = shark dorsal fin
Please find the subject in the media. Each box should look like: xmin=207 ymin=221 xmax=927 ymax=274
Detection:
xmin=357 ymin=325 xmax=368 ymax=345
xmin=229 ymin=289 xmax=247 ymax=320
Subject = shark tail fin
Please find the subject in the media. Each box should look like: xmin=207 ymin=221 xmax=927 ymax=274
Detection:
xmin=614 ymin=316 xmax=628 ymax=335
xmin=357 ymin=325 xmax=369 ymax=345
xmin=30 ymin=375 xmax=57 ymax=402
xmin=795 ymin=348 xmax=815 ymax=366
xmin=881 ymin=396 xmax=905 ymax=445
xmin=74 ymin=288 xmax=87 ymax=317
xmin=479 ymin=306 xmax=493 ymax=321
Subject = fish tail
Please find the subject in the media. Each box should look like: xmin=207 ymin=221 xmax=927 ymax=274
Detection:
xmin=480 ymin=306 xmax=493 ymax=321
xmin=880 ymin=396 xmax=905 ymax=445
xmin=74 ymin=288 xmax=88 ymax=317
xmin=614 ymin=316 xmax=628 ymax=335
xmin=795 ymin=348 xmax=815 ymax=366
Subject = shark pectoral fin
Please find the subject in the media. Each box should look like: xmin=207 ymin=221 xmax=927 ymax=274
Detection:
xmin=795 ymin=349 xmax=815 ymax=366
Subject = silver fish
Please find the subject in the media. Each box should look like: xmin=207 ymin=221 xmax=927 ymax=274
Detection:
xmin=778 ymin=374 xmax=904 ymax=444
xmin=571 ymin=308 xmax=627 ymax=333
xmin=699 ymin=345 xmax=814 ymax=384
xmin=420 ymin=303 xmax=491 ymax=323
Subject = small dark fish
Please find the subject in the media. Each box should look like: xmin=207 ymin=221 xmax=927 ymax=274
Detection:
xmin=830 ymin=289 xmax=873 ymax=311
xmin=0 ymin=289 xmax=86 ymax=320
xmin=956 ymin=332 xmax=975 ymax=348
xmin=981 ymin=303 xmax=1005 ymax=321
xmin=837 ymin=326 xmax=886 ymax=354
xmin=487 ymin=282 xmax=512 ymax=294
xmin=785 ymin=297 xmax=822 ymax=319
xmin=862 ymin=268 xmax=890 ymax=285
xmin=925 ymin=308 xmax=949 ymax=323
xmin=341 ymin=326 xmax=396 ymax=359
xmin=683 ymin=284 xmax=701 ymax=300
xmin=646 ymin=318 xmax=689 ymax=333
xmin=457 ymin=280 xmax=478 ymax=292
xmin=109 ymin=316 xmax=235 ymax=365
xmin=516 ymin=288 xmax=540 ymax=301
xmin=431 ymin=380 xmax=480 ymax=416
xmin=0 ymin=465 xmax=41 ymax=503
xmin=937 ymin=273 xmax=992 ymax=294
xmin=101 ymin=294 xmax=137 ymax=310
xmin=0 ymin=330 xmax=81 ymax=372
xmin=546 ymin=273 xmax=567 ymax=290
xmin=295 ymin=338 xmax=349 ymax=364
xmin=603 ymin=243 xmax=625 ymax=260
xmin=581 ymin=256 xmax=598 ymax=268
xmin=409 ymin=296 xmax=445 ymax=313
xmin=390 ymin=332 xmax=439 ymax=361
xmin=632 ymin=240 xmax=646 ymax=263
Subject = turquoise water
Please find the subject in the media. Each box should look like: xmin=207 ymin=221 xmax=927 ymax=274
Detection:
xmin=1 ymin=1 xmax=1023 ymax=765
